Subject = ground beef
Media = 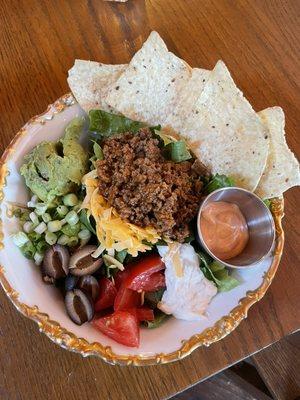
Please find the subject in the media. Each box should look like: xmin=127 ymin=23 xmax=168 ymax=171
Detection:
xmin=96 ymin=128 xmax=207 ymax=242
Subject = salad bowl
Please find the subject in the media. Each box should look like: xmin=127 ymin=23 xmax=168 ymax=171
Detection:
xmin=0 ymin=94 xmax=285 ymax=365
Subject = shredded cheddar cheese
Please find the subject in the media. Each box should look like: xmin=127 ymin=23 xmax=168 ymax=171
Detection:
xmin=82 ymin=172 xmax=161 ymax=257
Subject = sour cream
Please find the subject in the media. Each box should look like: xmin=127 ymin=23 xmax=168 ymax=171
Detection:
xmin=200 ymin=201 xmax=249 ymax=260
xmin=157 ymin=243 xmax=217 ymax=321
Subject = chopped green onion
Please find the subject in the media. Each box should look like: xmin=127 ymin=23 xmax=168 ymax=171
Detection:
xmin=29 ymin=212 xmax=39 ymax=225
xmin=36 ymin=240 xmax=48 ymax=254
xmin=68 ymin=236 xmax=78 ymax=247
xmin=57 ymin=234 xmax=69 ymax=246
xmin=17 ymin=209 xmax=30 ymax=223
xmin=23 ymin=221 xmax=34 ymax=233
xmin=42 ymin=213 xmax=51 ymax=223
xmin=65 ymin=210 xmax=79 ymax=226
xmin=27 ymin=195 xmax=38 ymax=208
xmin=103 ymin=254 xmax=124 ymax=271
xmin=56 ymin=205 xmax=69 ymax=217
xmin=47 ymin=220 xmax=63 ymax=233
xmin=45 ymin=231 xmax=57 ymax=245
xmin=13 ymin=232 xmax=29 ymax=247
xmin=34 ymin=222 xmax=47 ymax=234
xmin=34 ymin=252 xmax=44 ymax=265
xmin=61 ymin=222 xmax=81 ymax=237
xmin=78 ymin=229 xmax=91 ymax=241
xmin=28 ymin=232 xmax=41 ymax=242
xmin=72 ymin=203 xmax=82 ymax=212
xmin=63 ymin=194 xmax=78 ymax=207
xmin=20 ymin=241 xmax=36 ymax=259
xmin=35 ymin=203 xmax=48 ymax=216
xmin=107 ymin=248 xmax=115 ymax=257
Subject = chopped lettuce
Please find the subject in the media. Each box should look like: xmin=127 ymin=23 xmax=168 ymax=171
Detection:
xmin=198 ymin=251 xmax=239 ymax=292
xmin=92 ymin=141 xmax=104 ymax=160
xmin=79 ymin=209 xmax=96 ymax=235
xmin=143 ymin=310 xmax=169 ymax=329
xmin=154 ymin=129 xmax=176 ymax=146
xmin=144 ymin=288 xmax=165 ymax=308
xmin=115 ymin=249 xmax=128 ymax=264
xmin=164 ymin=141 xmax=192 ymax=162
xmin=204 ymin=173 xmax=235 ymax=194
xmin=89 ymin=110 xmax=145 ymax=138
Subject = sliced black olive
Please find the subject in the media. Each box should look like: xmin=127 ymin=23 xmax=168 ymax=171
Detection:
xmin=69 ymin=245 xmax=103 ymax=276
xmin=65 ymin=289 xmax=94 ymax=325
xmin=64 ymin=275 xmax=79 ymax=291
xmin=78 ymin=275 xmax=99 ymax=301
xmin=43 ymin=245 xmax=70 ymax=279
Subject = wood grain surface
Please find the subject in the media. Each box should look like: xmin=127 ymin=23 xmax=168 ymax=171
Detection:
xmin=0 ymin=1 xmax=299 ymax=399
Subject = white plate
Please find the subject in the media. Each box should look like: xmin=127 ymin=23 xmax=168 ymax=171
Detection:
xmin=0 ymin=94 xmax=284 ymax=365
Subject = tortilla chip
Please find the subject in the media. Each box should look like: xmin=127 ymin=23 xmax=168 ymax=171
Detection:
xmin=164 ymin=68 xmax=210 ymax=133
xmin=105 ymin=31 xmax=192 ymax=126
xmin=67 ymin=60 xmax=126 ymax=112
xmin=166 ymin=60 xmax=269 ymax=191
xmin=255 ymin=107 xmax=300 ymax=199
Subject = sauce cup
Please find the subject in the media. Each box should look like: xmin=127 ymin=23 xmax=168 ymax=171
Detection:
xmin=197 ymin=187 xmax=275 ymax=268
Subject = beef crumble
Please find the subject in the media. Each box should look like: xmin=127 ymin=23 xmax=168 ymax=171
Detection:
xmin=96 ymin=128 xmax=207 ymax=242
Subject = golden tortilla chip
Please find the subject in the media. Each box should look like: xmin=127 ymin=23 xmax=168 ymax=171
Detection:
xmin=166 ymin=60 xmax=269 ymax=191
xmin=68 ymin=60 xmax=126 ymax=112
xmin=255 ymin=107 xmax=300 ymax=198
xmin=105 ymin=31 xmax=192 ymax=125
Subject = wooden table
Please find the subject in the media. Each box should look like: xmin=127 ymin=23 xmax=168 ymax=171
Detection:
xmin=0 ymin=1 xmax=299 ymax=399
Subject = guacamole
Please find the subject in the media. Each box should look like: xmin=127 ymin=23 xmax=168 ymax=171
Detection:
xmin=20 ymin=117 xmax=88 ymax=203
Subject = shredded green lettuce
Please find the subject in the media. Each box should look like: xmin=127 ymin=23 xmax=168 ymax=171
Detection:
xmin=144 ymin=288 xmax=165 ymax=308
xmin=143 ymin=310 xmax=169 ymax=329
xmin=204 ymin=173 xmax=235 ymax=194
xmin=198 ymin=252 xmax=239 ymax=292
xmin=89 ymin=110 xmax=145 ymax=138
xmin=164 ymin=141 xmax=192 ymax=162
xmin=154 ymin=129 xmax=175 ymax=146
xmin=92 ymin=141 xmax=104 ymax=160
xmin=79 ymin=209 xmax=96 ymax=235
xmin=115 ymin=249 xmax=127 ymax=263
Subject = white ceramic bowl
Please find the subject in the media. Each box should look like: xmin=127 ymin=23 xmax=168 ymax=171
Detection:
xmin=0 ymin=94 xmax=285 ymax=365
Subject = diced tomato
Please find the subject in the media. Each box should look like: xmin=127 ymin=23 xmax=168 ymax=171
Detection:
xmin=136 ymin=307 xmax=155 ymax=321
xmin=93 ymin=310 xmax=139 ymax=347
xmin=114 ymin=268 xmax=131 ymax=290
xmin=94 ymin=277 xmax=117 ymax=311
xmin=114 ymin=284 xmax=140 ymax=311
xmin=134 ymin=272 xmax=165 ymax=292
xmin=124 ymin=254 xmax=165 ymax=291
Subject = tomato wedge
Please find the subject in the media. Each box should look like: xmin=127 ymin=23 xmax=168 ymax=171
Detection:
xmin=124 ymin=254 xmax=165 ymax=291
xmin=114 ymin=284 xmax=140 ymax=311
xmin=134 ymin=272 xmax=166 ymax=292
xmin=94 ymin=277 xmax=117 ymax=311
xmin=114 ymin=268 xmax=131 ymax=290
xmin=93 ymin=310 xmax=139 ymax=347
xmin=136 ymin=307 xmax=155 ymax=321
